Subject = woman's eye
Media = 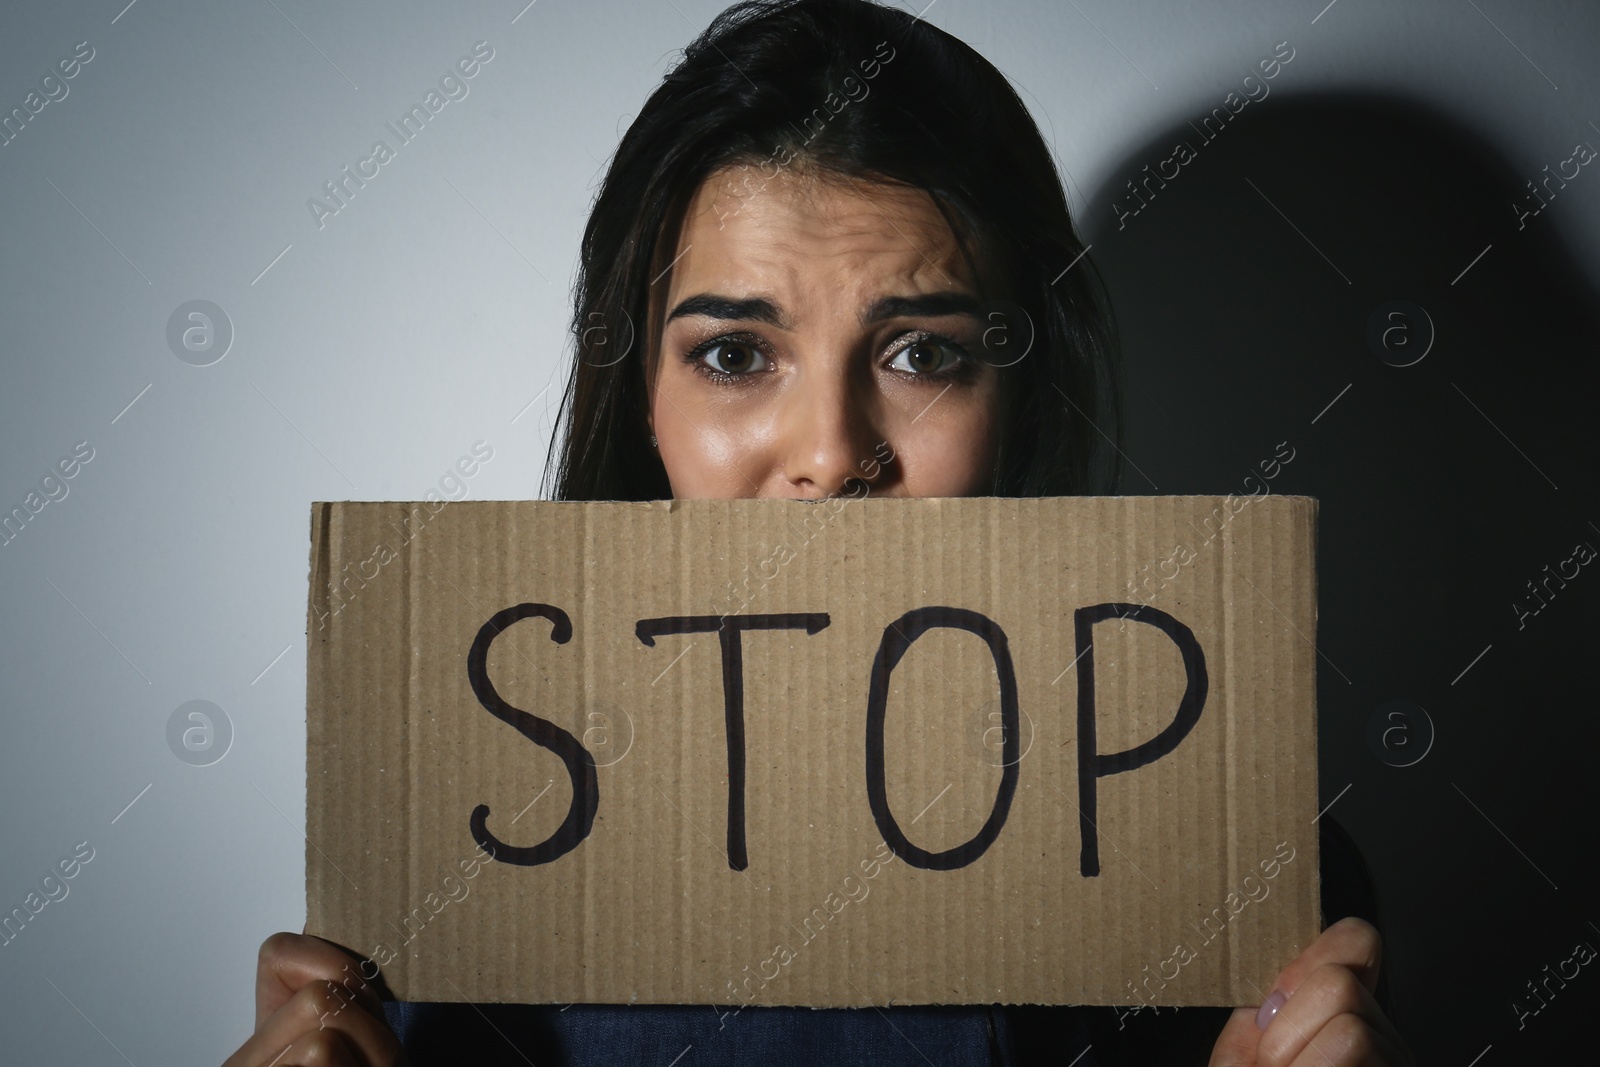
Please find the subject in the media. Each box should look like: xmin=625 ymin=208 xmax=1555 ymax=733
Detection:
xmin=696 ymin=340 xmax=768 ymax=375
xmin=888 ymin=336 xmax=964 ymax=375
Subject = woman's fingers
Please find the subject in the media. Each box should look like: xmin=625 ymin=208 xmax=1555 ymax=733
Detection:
xmin=1267 ymin=917 xmax=1382 ymax=998
xmin=1281 ymin=1011 xmax=1410 ymax=1067
xmin=1259 ymin=961 xmax=1410 ymax=1066
xmin=255 ymin=932 xmax=383 ymax=1030
xmin=1209 ymin=1006 xmax=1265 ymax=1066
xmin=1209 ymin=918 xmax=1412 ymax=1067
xmin=225 ymin=974 xmax=403 ymax=1067
xmin=221 ymin=931 xmax=403 ymax=1067
xmin=261 ymin=1027 xmax=362 ymax=1067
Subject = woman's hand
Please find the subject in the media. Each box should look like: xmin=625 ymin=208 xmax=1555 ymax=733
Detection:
xmin=1209 ymin=917 xmax=1414 ymax=1066
xmin=221 ymin=930 xmax=408 ymax=1067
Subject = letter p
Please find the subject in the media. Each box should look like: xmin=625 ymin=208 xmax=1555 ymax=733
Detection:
xmin=1074 ymin=603 xmax=1208 ymax=876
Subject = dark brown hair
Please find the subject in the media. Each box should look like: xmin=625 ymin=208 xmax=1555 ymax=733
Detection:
xmin=543 ymin=0 xmax=1122 ymax=500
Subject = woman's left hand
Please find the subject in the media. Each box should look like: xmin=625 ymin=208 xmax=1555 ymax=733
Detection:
xmin=1208 ymin=917 xmax=1415 ymax=1066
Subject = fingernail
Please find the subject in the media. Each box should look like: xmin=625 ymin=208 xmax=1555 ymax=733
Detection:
xmin=1255 ymin=989 xmax=1288 ymax=1031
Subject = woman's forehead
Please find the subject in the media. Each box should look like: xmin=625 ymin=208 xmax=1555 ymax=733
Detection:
xmin=668 ymin=165 xmax=975 ymax=309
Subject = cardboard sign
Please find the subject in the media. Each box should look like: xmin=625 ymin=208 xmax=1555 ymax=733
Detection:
xmin=304 ymin=496 xmax=1321 ymax=1008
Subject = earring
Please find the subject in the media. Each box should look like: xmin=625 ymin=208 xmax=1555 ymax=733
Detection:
xmin=649 ymin=433 xmax=658 ymax=448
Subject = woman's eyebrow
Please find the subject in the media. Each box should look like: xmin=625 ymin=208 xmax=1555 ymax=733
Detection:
xmin=665 ymin=290 xmax=983 ymax=330
xmin=666 ymin=293 xmax=788 ymax=328
xmin=863 ymin=291 xmax=983 ymax=323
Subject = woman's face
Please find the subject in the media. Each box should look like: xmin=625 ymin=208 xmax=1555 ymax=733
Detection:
xmin=646 ymin=164 xmax=1008 ymax=500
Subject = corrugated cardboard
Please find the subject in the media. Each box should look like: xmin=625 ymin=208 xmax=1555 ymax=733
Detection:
xmin=305 ymin=495 xmax=1320 ymax=1007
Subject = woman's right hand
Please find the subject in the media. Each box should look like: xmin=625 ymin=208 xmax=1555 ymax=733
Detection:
xmin=221 ymin=931 xmax=408 ymax=1067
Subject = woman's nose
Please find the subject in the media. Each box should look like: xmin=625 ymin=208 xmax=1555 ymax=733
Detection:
xmin=775 ymin=371 xmax=882 ymax=498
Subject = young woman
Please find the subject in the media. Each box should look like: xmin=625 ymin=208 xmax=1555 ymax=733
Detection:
xmin=225 ymin=2 xmax=1412 ymax=1063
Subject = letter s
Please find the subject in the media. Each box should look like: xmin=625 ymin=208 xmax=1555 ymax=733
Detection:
xmin=466 ymin=604 xmax=598 ymax=866
xmin=471 ymin=40 xmax=495 ymax=63
xmin=74 ymin=41 xmax=95 ymax=63
xmin=72 ymin=440 xmax=95 ymax=464
xmin=72 ymin=840 xmax=95 ymax=864
xmin=471 ymin=439 xmax=494 ymax=462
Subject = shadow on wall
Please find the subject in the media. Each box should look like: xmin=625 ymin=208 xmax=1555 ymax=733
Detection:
xmin=1078 ymin=92 xmax=1600 ymax=1063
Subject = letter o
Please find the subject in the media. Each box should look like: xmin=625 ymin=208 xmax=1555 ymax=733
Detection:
xmin=864 ymin=606 xmax=1020 ymax=870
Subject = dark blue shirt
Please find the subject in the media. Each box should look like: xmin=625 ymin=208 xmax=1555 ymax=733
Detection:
xmin=383 ymin=1000 xmax=1055 ymax=1065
